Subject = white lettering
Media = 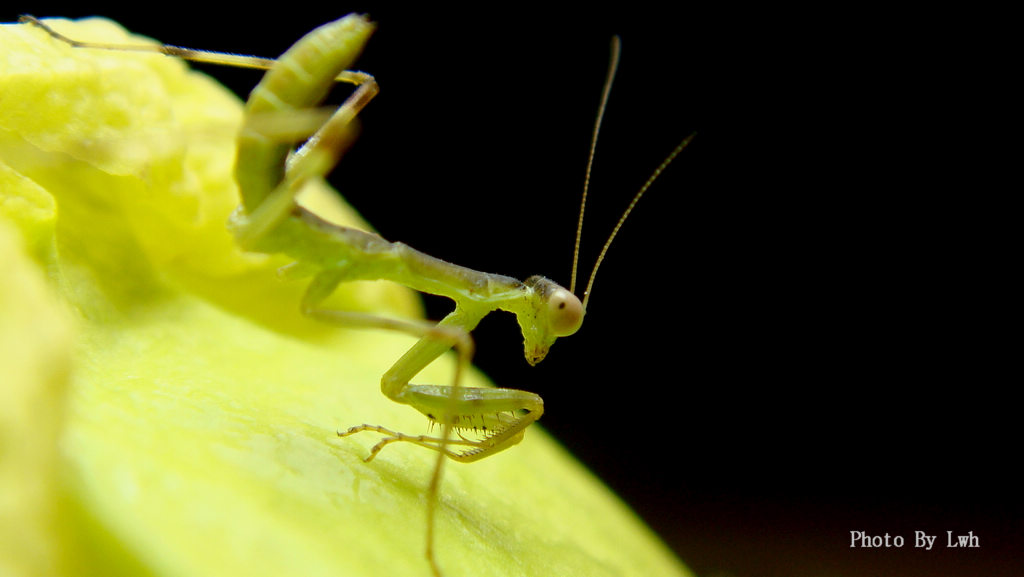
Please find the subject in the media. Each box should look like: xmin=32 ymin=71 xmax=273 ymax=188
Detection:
xmin=947 ymin=530 xmax=979 ymax=548
xmin=850 ymin=531 xmax=901 ymax=547
xmin=914 ymin=531 xmax=936 ymax=550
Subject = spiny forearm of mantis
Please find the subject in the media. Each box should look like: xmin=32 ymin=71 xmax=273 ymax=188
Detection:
xmin=21 ymin=14 xmax=694 ymax=577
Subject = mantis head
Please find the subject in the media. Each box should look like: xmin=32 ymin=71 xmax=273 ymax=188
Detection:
xmin=513 ymin=38 xmax=692 ymax=368
xmin=518 ymin=276 xmax=585 ymax=366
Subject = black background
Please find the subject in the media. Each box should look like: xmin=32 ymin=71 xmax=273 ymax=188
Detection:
xmin=7 ymin=4 xmax=1018 ymax=576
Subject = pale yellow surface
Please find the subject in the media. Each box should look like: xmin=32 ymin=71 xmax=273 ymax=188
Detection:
xmin=0 ymin=17 xmax=691 ymax=577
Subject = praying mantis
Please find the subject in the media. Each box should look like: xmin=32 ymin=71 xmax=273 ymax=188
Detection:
xmin=19 ymin=14 xmax=694 ymax=576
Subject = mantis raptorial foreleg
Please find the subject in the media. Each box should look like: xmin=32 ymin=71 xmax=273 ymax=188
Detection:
xmin=23 ymin=14 xmax=693 ymax=577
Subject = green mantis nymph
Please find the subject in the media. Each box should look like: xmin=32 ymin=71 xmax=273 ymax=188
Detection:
xmin=21 ymin=14 xmax=694 ymax=576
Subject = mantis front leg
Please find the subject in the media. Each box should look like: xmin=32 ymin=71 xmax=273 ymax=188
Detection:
xmin=301 ymin=269 xmax=544 ymax=576
xmin=300 ymin=266 xmax=545 ymax=463
xmin=331 ymin=301 xmax=546 ymax=464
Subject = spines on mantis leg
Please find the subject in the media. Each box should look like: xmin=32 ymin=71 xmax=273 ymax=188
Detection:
xmin=234 ymin=15 xmax=375 ymax=215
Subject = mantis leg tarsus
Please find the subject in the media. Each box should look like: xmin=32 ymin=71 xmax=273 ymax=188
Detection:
xmin=338 ymin=423 xmax=516 ymax=462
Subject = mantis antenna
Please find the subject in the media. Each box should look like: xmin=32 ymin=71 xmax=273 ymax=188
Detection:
xmin=569 ymin=36 xmax=620 ymax=298
xmin=569 ymin=36 xmax=697 ymax=309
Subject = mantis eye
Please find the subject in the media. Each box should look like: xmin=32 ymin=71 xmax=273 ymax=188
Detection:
xmin=547 ymin=288 xmax=584 ymax=337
